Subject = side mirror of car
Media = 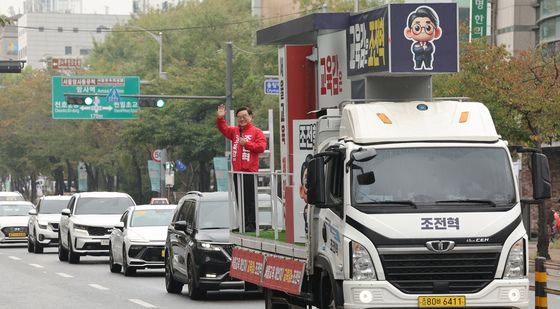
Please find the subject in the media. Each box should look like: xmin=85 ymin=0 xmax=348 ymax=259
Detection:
xmin=174 ymin=220 xmax=187 ymax=232
xmin=115 ymin=222 xmax=125 ymax=231
xmin=28 ymin=209 xmax=37 ymax=216
xmin=61 ymin=209 xmax=71 ymax=217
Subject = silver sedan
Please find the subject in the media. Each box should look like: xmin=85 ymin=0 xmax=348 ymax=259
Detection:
xmin=109 ymin=204 xmax=176 ymax=276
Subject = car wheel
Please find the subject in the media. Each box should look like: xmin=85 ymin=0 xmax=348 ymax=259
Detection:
xmin=58 ymin=233 xmax=68 ymax=262
xmin=27 ymin=236 xmax=35 ymax=253
xmin=33 ymin=234 xmax=43 ymax=254
xmin=187 ymin=258 xmax=206 ymax=300
xmin=165 ymin=252 xmax=183 ymax=294
xmin=109 ymin=245 xmax=122 ymax=273
xmin=68 ymin=233 xmax=80 ymax=264
xmin=122 ymin=247 xmax=136 ymax=276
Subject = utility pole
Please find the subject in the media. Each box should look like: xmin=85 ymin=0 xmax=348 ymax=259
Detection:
xmin=225 ymin=41 xmax=233 ymax=155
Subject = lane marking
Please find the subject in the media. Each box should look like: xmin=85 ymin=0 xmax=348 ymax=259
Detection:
xmin=8 ymin=256 xmax=21 ymax=260
xmin=129 ymin=299 xmax=157 ymax=308
xmin=88 ymin=283 xmax=109 ymax=290
xmin=56 ymin=272 xmax=73 ymax=278
xmin=29 ymin=263 xmax=44 ymax=268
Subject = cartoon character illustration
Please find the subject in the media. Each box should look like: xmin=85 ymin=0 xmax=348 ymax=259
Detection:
xmin=404 ymin=6 xmax=442 ymax=70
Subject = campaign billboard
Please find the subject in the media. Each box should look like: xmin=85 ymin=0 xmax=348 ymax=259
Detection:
xmin=347 ymin=3 xmax=458 ymax=76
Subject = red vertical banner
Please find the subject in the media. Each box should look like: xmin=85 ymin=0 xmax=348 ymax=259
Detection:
xmin=280 ymin=45 xmax=316 ymax=243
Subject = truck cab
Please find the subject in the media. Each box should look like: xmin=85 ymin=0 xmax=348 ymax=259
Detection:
xmin=304 ymin=100 xmax=550 ymax=308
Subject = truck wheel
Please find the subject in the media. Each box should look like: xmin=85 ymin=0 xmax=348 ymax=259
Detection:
xmin=58 ymin=234 xmax=68 ymax=262
xmin=320 ymin=271 xmax=343 ymax=309
xmin=264 ymin=288 xmax=290 ymax=309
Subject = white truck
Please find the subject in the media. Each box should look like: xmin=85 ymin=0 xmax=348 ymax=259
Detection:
xmin=229 ymin=100 xmax=551 ymax=309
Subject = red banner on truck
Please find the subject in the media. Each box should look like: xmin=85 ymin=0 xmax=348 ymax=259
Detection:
xmin=229 ymin=247 xmax=265 ymax=285
xmin=262 ymin=255 xmax=305 ymax=295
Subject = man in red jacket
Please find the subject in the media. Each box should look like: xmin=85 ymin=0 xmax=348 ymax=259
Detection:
xmin=216 ymin=104 xmax=267 ymax=232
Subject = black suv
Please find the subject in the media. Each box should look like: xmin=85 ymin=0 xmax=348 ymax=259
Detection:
xmin=164 ymin=191 xmax=249 ymax=299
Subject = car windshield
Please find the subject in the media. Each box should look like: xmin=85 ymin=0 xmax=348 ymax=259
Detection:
xmin=130 ymin=209 xmax=175 ymax=227
xmin=75 ymin=197 xmax=135 ymax=215
xmin=0 ymin=195 xmax=24 ymax=201
xmin=40 ymin=200 xmax=69 ymax=214
xmin=0 ymin=204 xmax=33 ymax=216
xmin=352 ymin=147 xmax=516 ymax=207
xmin=197 ymin=201 xmax=230 ymax=229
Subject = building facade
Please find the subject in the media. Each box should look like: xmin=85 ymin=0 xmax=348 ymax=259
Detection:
xmin=24 ymin=0 xmax=83 ymax=14
xmin=0 ymin=25 xmax=18 ymax=60
xmin=17 ymin=13 xmax=129 ymax=69
xmin=538 ymin=0 xmax=560 ymax=49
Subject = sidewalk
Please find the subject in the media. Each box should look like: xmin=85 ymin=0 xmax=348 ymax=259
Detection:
xmin=528 ymin=241 xmax=560 ymax=278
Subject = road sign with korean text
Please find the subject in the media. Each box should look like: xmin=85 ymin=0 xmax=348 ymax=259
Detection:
xmin=264 ymin=79 xmax=280 ymax=95
xmin=51 ymin=76 xmax=140 ymax=120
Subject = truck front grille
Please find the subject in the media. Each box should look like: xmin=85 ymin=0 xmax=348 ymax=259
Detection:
xmin=379 ymin=252 xmax=500 ymax=294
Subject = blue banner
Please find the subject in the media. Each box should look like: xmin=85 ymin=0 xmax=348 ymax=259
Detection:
xmin=175 ymin=159 xmax=187 ymax=172
xmin=148 ymin=160 xmax=161 ymax=192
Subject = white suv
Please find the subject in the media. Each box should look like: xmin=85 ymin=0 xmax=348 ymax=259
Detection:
xmin=28 ymin=195 xmax=71 ymax=253
xmin=58 ymin=192 xmax=136 ymax=264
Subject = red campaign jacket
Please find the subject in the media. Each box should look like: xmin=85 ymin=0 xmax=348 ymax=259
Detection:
xmin=216 ymin=117 xmax=267 ymax=172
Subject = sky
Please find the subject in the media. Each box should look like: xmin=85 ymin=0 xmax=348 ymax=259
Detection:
xmin=0 ymin=0 xmax=134 ymax=16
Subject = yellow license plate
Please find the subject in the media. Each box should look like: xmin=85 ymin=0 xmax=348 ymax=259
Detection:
xmin=418 ymin=296 xmax=466 ymax=308
xmin=161 ymin=249 xmax=165 ymax=257
xmin=8 ymin=232 xmax=26 ymax=237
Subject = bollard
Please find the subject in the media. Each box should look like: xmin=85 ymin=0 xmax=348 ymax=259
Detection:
xmin=535 ymin=256 xmax=548 ymax=309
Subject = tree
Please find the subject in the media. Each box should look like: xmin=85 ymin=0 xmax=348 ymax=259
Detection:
xmin=434 ymin=40 xmax=560 ymax=259
xmin=0 ymin=15 xmax=11 ymax=26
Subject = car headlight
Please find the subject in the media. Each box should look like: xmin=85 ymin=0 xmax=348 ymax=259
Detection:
xmin=73 ymin=224 xmax=89 ymax=235
xmin=503 ymin=238 xmax=525 ymax=279
xmin=351 ymin=241 xmax=377 ymax=280
xmin=198 ymin=242 xmax=222 ymax=251
xmin=38 ymin=222 xmax=48 ymax=229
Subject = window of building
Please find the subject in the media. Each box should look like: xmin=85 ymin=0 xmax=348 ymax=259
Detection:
xmin=73 ymin=28 xmax=79 ymax=33
xmin=58 ymin=27 xmax=63 ymax=32
xmin=65 ymin=46 xmax=72 ymax=55
xmin=79 ymin=49 xmax=90 ymax=56
xmin=38 ymin=27 xmax=44 ymax=32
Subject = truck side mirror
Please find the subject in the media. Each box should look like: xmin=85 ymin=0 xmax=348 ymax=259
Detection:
xmin=531 ymin=152 xmax=551 ymax=200
xmin=115 ymin=222 xmax=125 ymax=231
xmin=307 ymin=157 xmax=326 ymax=207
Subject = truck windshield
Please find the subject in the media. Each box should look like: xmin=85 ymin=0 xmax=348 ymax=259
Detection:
xmin=352 ymin=147 xmax=516 ymax=208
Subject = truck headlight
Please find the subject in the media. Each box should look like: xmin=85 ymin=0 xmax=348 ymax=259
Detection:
xmin=351 ymin=241 xmax=376 ymax=280
xmin=503 ymin=238 xmax=525 ymax=279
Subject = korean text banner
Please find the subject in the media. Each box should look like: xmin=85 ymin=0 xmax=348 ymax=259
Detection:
xmin=390 ymin=3 xmax=458 ymax=73
xmin=347 ymin=6 xmax=389 ymax=76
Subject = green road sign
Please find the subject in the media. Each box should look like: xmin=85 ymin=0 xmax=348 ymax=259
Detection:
xmin=52 ymin=76 xmax=140 ymax=119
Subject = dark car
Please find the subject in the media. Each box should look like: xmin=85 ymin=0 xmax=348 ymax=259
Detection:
xmin=164 ymin=191 xmax=253 ymax=299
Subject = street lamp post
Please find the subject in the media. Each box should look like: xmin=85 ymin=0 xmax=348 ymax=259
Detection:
xmin=128 ymin=25 xmax=167 ymax=79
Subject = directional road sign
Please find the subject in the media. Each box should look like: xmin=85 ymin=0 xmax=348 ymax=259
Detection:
xmin=52 ymin=76 xmax=140 ymax=119
xmin=264 ymin=79 xmax=280 ymax=95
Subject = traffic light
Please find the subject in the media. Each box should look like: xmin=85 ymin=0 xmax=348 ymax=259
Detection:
xmin=138 ymin=98 xmax=165 ymax=108
xmin=0 ymin=60 xmax=25 ymax=73
xmin=66 ymin=96 xmax=93 ymax=105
